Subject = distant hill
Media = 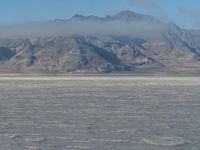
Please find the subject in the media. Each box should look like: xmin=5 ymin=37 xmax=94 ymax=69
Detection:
xmin=1 ymin=10 xmax=200 ymax=74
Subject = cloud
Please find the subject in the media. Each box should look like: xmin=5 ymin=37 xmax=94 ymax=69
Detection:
xmin=0 ymin=20 xmax=166 ymax=39
xmin=128 ymin=0 xmax=160 ymax=9
xmin=179 ymin=7 xmax=200 ymax=20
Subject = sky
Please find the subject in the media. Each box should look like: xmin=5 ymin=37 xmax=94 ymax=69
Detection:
xmin=0 ymin=0 xmax=199 ymax=29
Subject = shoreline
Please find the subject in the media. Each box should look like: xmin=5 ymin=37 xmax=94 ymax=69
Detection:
xmin=0 ymin=73 xmax=200 ymax=78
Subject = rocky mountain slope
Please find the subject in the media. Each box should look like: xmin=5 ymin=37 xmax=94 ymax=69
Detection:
xmin=0 ymin=11 xmax=200 ymax=74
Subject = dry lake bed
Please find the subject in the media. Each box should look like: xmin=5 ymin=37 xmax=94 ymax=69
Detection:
xmin=0 ymin=76 xmax=200 ymax=150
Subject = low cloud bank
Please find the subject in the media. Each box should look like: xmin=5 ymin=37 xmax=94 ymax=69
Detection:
xmin=0 ymin=20 xmax=166 ymax=39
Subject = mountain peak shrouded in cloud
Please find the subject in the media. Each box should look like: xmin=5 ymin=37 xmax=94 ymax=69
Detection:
xmin=110 ymin=10 xmax=149 ymax=19
xmin=71 ymin=10 xmax=162 ymax=23
xmin=0 ymin=10 xmax=167 ymax=39
xmin=108 ymin=10 xmax=162 ymax=23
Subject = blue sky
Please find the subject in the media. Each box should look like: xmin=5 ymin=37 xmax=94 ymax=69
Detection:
xmin=0 ymin=0 xmax=199 ymax=29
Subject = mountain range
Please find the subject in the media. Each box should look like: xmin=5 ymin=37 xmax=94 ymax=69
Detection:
xmin=1 ymin=10 xmax=200 ymax=74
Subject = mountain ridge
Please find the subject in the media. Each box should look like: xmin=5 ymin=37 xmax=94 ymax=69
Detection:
xmin=0 ymin=10 xmax=200 ymax=74
xmin=62 ymin=10 xmax=164 ymax=25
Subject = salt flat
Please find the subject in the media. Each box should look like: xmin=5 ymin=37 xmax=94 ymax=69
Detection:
xmin=0 ymin=76 xmax=200 ymax=150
